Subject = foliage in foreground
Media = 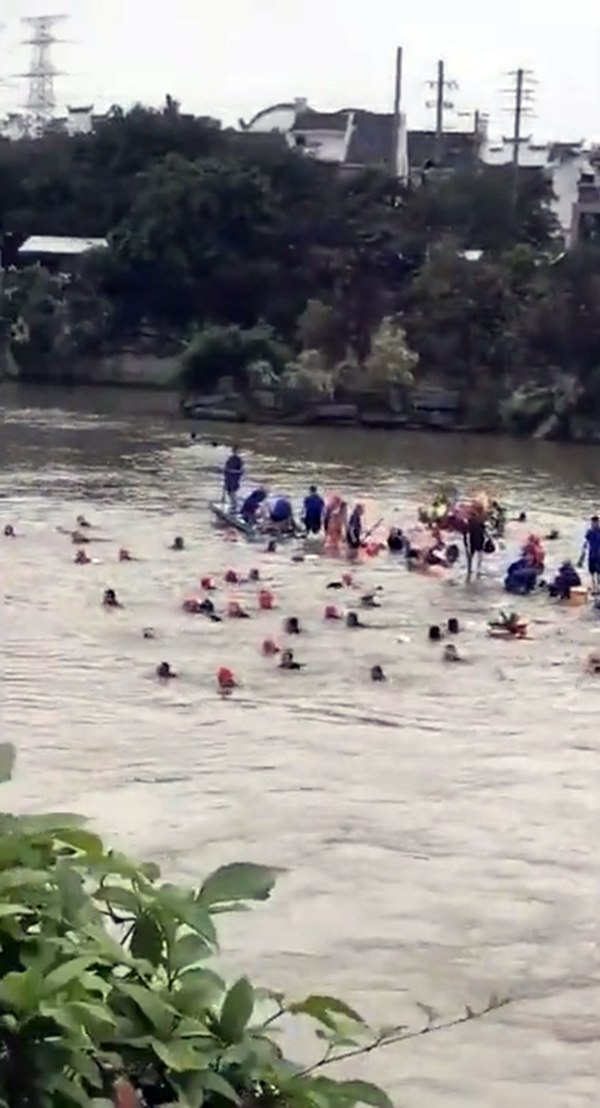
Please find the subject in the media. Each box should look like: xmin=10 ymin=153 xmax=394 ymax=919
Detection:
xmin=0 ymin=744 xmax=508 ymax=1107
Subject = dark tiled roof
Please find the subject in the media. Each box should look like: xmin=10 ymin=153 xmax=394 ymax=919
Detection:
xmin=346 ymin=111 xmax=395 ymax=167
xmin=548 ymin=141 xmax=584 ymax=163
xmin=293 ymin=110 xmax=349 ymax=132
xmin=408 ymin=130 xmax=478 ymax=169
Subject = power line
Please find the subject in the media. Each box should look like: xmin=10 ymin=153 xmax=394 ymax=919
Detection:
xmin=425 ymin=59 xmax=458 ymax=162
xmin=500 ymin=68 xmax=537 ymax=196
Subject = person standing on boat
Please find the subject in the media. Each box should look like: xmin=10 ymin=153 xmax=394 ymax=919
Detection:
xmin=223 ymin=446 xmax=244 ymax=511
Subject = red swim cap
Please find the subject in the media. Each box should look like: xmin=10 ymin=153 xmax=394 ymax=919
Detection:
xmin=262 ymin=638 xmax=280 ymax=656
xmin=201 ymin=576 xmax=215 ymax=590
xmin=259 ymin=588 xmax=275 ymax=610
xmin=324 ymin=605 xmax=341 ymax=620
xmin=218 ymin=666 xmax=236 ymax=688
xmin=342 ymin=572 xmax=354 ymax=586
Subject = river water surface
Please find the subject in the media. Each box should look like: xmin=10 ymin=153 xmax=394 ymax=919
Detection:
xmin=1 ymin=384 xmax=599 ymax=1107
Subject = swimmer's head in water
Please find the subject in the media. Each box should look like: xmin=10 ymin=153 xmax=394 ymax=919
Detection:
xmin=285 ymin=617 xmax=300 ymax=634
xmin=143 ymin=627 xmax=156 ymax=639
xmin=4 ymin=524 xmax=15 ymax=537
xmin=518 ymin=512 xmax=527 ymax=523
xmin=172 ymin=536 xmax=184 ymax=550
xmin=447 ymin=617 xmax=460 ymax=635
xmin=119 ymin=547 xmax=131 ymax=562
xmin=346 ymin=612 xmax=361 ymax=628
xmin=249 ymin=568 xmax=260 ymax=582
xmin=266 ymin=540 xmax=277 ymax=553
xmin=217 ymin=666 xmax=236 ymax=689
xmin=157 ymin=661 xmax=176 ymax=679
xmin=428 ymin=625 xmax=442 ymax=642
xmin=443 ymin=644 xmax=460 ymax=663
xmin=371 ymin=664 xmax=386 ymax=682
xmin=225 ymin=569 xmax=239 ymax=584
xmin=75 ymin=548 xmax=89 ymax=564
xmin=446 ymin=543 xmax=460 ymax=565
xmin=103 ymin=588 xmax=118 ymax=607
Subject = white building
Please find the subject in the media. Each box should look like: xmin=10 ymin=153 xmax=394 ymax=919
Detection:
xmin=240 ymin=99 xmax=409 ymax=181
xmin=480 ymin=136 xmax=590 ymax=244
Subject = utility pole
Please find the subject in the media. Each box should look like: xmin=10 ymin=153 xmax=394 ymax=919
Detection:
xmin=501 ymin=68 xmax=536 ymax=200
xmin=390 ymin=46 xmax=403 ymax=176
xmin=426 ymin=60 xmax=458 ymax=165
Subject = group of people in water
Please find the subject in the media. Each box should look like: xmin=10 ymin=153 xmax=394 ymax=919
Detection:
xmin=222 ymin=446 xmax=370 ymax=554
xmin=7 ymin=447 xmax=600 ymax=685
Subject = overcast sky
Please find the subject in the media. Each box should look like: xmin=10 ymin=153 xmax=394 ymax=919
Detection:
xmin=1 ymin=0 xmax=599 ymax=141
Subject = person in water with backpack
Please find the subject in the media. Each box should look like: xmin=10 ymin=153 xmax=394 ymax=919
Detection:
xmin=303 ymin=485 xmax=325 ymax=535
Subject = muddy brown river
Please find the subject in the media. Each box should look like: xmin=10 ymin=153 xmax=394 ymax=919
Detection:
xmin=1 ymin=384 xmax=599 ymax=1106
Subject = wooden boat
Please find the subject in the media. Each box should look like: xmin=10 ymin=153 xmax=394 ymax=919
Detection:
xmin=209 ymin=502 xmax=302 ymax=543
xmin=209 ymin=502 xmax=256 ymax=537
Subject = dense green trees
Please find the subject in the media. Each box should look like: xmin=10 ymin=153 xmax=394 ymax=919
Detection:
xmin=3 ymin=98 xmax=600 ymax=433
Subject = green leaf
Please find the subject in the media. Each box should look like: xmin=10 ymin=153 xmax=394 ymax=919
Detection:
xmin=131 ymin=912 xmax=164 ymax=966
xmin=0 ymin=903 xmax=30 ymax=918
xmin=66 ymin=1001 xmax=117 ymax=1037
xmin=197 ymin=1071 xmax=240 ymax=1104
xmin=288 ymin=995 xmax=365 ymax=1028
xmin=0 ymin=743 xmax=15 ymax=784
xmin=338 ymin=1081 xmax=395 ymax=1108
xmin=0 ymin=868 xmax=48 ymax=892
xmin=199 ymin=863 xmax=282 ymax=907
xmin=54 ymin=827 xmax=105 ymax=858
xmin=94 ymin=885 xmax=141 ymax=913
xmin=118 ymin=982 xmax=176 ymax=1039
xmin=18 ymin=812 xmax=86 ymax=834
xmin=162 ymin=894 xmax=218 ymax=947
xmin=171 ymin=1073 xmax=206 ymax=1108
xmin=47 ymin=1072 xmax=90 ymax=1107
xmin=173 ymin=932 xmax=211 ymax=972
xmin=219 ymin=976 xmax=254 ymax=1043
xmin=44 ymin=956 xmax=96 ymax=993
xmin=151 ymin=1036 xmax=209 ymax=1072
xmin=0 ymin=969 xmax=43 ymax=1013
xmin=172 ymin=969 xmax=225 ymax=1014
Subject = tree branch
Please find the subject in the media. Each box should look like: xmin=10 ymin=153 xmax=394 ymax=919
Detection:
xmin=300 ymin=998 xmax=511 ymax=1075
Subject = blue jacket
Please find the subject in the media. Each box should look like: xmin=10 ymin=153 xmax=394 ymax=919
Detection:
xmin=271 ymin=497 xmax=293 ymax=523
xmin=303 ymin=492 xmax=324 ymax=522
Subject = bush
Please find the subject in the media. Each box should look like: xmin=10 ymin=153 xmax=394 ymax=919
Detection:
xmin=179 ymin=324 xmax=289 ymax=395
xmin=280 ymin=349 xmax=335 ymax=404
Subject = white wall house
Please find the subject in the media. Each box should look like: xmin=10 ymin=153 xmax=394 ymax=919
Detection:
xmin=480 ymin=136 xmax=590 ymax=244
xmin=240 ymin=99 xmax=409 ymax=181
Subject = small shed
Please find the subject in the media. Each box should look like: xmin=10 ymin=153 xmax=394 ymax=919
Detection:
xmin=17 ymin=235 xmax=108 ymax=274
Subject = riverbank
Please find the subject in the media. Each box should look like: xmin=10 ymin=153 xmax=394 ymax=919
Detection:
xmin=5 ymin=348 xmax=600 ymax=443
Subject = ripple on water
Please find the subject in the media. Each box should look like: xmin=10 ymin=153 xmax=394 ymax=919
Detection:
xmin=1 ymin=395 xmax=599 ymax=1107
